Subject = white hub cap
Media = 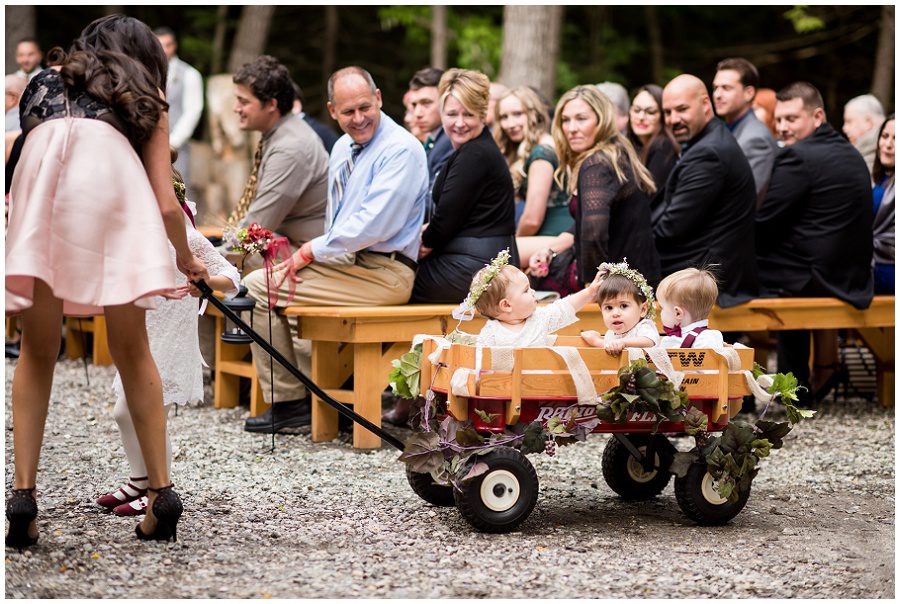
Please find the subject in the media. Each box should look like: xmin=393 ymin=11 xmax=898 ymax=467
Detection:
xmin=626 ymin=447 xmax=658 ymax=483
xmin=480 ymin=469 xmax=520 ymax=512
xmin=701 ymin=471 xmax=729 ymax=505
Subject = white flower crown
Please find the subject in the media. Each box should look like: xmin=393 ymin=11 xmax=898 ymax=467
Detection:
xmin=597 ymin=258 xmax=656 ymax=320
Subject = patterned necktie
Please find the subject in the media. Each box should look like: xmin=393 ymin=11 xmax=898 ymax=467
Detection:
xmin=327 ymin=142 xmax=363 ymax=229
xmin=227 ymin=138 xmax=264 ymax=227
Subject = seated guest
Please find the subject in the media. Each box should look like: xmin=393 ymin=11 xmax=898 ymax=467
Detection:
xmin=408 ymin=67 xmax=454 ymax=198
xmin=753 ymin=88 xmax=778 ymax=138
xmin=411 ymin=68 xmax=517 ymax=304
xmin=528 ymin=85 xmax=660 ymax=294
xmin=843 ymin=94 xmax=885 ymax=176
xmin=494 ymin=86 xmax=573 ymax=265
xmin=872 ymin=114 xmax=894 ymax=295
xmin=712 ymin=57 xmax=778 ymax=200
xmin=626 ymin=84 xmax=679 ymax=206
xmin=485 ymin=81 xmax=508 ymax=130
xmin=595 ymin=81 xmax=630 ymax=134
xmin=757 ymin=82 xmax=873 ymax=403
xmin=242 ymin=66 xmax=428 ymax=433
xmin=291 ymin=81 xmax=339 ymax=153
xmin=653 ymin=74 xmax=758 ymax=307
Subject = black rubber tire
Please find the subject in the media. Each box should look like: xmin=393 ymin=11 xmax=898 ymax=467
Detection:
xmin=454 ymin=447 xmax=539 ymax=533
xmin=601 ymin=434 xmax=675 ymax=500
xmin=406 ymin=467 xmax=455 ymax=507
xmin=674 ymin=461 xmax=751 ymax=525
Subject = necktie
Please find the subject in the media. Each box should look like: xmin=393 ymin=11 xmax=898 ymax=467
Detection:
xmin=327 ymin=142 xmax=363 ymax=229
xmin=663 ymin=325 xmax=682 ymax=338
xmin=227 ymin=138 xmax=264 ymax=227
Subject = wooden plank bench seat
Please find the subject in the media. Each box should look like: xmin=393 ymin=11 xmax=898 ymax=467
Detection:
xmin=276 ymin=295 xmax=893 ymax=449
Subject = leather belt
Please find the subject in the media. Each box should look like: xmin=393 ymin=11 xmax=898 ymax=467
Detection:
xmin=367 ymin=250 xmax=418 ymax=271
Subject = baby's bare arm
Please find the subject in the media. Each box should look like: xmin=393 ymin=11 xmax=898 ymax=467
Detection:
xmin=580 ymin=330 xmax=605 ymax=347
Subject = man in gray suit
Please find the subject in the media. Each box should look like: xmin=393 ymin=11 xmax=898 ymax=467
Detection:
xmin=713 ymin=58 xmax=778 ymax=201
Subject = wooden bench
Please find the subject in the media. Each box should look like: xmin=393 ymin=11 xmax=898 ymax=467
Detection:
xmin=204 ymin=302 xmax=268 ymax=417
xmin=65 ymin=316 xmax=113 ymax=366
xmin=281 ymin=296 xmax=894 ymax=449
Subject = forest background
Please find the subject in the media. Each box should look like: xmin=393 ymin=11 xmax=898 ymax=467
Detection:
xmin=6 ymin=5 xmax=894 ymax=132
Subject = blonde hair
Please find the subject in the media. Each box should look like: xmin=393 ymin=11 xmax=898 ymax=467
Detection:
xmin=656 ymin=268 xmax=719 ymax=320
xmin=471 ymin=265 xmax=519 ymax=319
xmin=493 ymin=86 xmax=551 ymax=190
xmin=551 ymin=85 xmax=656 ymax=196
xmin=438 ymin=68 xmax=490 ymax=120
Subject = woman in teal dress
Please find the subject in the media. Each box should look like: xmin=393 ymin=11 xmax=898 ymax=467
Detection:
xmin=493 ymin=86 xmax=573 ymax=267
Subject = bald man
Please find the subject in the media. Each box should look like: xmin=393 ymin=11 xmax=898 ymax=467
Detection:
xmin=652 ymin=74 xmax=758 ymax=306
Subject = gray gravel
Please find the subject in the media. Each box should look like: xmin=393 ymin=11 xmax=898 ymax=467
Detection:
xmin=5 ymin=358 xmax=894 ymax=598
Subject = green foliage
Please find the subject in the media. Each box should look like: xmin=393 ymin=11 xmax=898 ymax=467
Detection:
xmin=454 ymin=14 xmax=502 ymax=77
xmin=596 ymin=359 xmax=689 ymax=431
xmin=784 ymin=5 xmax=826 ymax=33
xmin=474 ymin=408 xmax=500 ymax=424
xmin=387 ymin=344 xmax=423 ymax=399
xmin=683 ymin=407 xmax=708 ymax=437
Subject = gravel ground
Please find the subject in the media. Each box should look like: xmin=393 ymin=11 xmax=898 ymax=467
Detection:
xmin=5 ymin=358 xmax=895 ymax=598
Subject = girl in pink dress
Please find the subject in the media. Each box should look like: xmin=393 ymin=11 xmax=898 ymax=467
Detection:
xmin=5 ymin=15 xmax=208 ymax=548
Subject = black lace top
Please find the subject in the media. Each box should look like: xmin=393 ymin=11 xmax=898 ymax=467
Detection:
xmin=19 ymin=69 xmax=126 ymax=139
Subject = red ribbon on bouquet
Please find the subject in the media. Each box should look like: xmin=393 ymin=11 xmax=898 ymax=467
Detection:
xmin=262 ymin=236 xmax=296 ymax=309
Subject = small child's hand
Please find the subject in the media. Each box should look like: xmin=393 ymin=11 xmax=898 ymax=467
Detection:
xmin=162 ymin=285 xmax=190 ymax=300
xmin=580 ymin=330 xmax=604 ymax=347
xmin=587 ymin=270 xmax=605 ymax=295
xmin=604 ymin=338 xmax=625 ymax=355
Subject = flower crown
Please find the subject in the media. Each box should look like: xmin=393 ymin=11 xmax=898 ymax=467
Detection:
xmin=597 ymin=258 xmax=656 ymax=320
xmin=452 ymin=248 xmax=511 ymax=321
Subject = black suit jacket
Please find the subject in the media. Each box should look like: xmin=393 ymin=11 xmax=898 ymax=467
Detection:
xmin=302 ymin=114 xmax=339 ymax=154
xmin=652 ymin=118 xmax=759 ymax=306
xmin=427 ymin=128 xmax=454 ymax=186
xmin=756 ymin=123 xmax=874 ymax=309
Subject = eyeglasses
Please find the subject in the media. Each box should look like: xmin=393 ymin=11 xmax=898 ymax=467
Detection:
xmin=630 ymin=106 xmax=660 ymax=118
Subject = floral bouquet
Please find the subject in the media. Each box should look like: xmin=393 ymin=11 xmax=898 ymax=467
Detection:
xmin=224 ymin=222 xmax=295 ymax=308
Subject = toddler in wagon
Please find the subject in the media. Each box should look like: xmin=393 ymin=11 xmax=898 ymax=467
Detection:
xmin=655 ymin=267 xmax=724 ymax=349
xmin=580 ymin=260 xmax=659 ymax=354
xmin=461 ymin=249 xmax=602 ymax=347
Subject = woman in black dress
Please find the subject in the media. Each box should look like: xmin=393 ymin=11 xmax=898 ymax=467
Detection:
xmin=626 ymin=84 xmax=679 ymax=205
xmin=411 ymin=68 xmax=517 ymax=303
xmin=529 ymin=85 xmax=660 ymax=294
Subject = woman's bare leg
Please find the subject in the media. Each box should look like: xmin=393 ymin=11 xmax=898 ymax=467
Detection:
xmin=11 ymin=280 xmax=63 ymax=491
xmin=103 ymin=302 xmax=170 ymax=532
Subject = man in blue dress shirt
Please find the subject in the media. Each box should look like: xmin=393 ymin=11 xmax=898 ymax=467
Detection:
xmin=243 ymin=66 xmax=429 ymax=433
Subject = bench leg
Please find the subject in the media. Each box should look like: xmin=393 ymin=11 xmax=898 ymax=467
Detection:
xmin=353 ymin=342 xmax=383 ymax=449
xmin=65 ymin=318 xmax=85 ymax=360
xmin=312 ymin=341 xmax=342 ymax=443
xmin=92 ymin=316 xmax=113 ymax=366
xmin=249 ymin=375 xmax=269 ymax=417
xmin=858 ymin=327 xmax=895 ymax=407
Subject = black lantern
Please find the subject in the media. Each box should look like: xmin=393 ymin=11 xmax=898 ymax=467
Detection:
xmin=220 ymin=285 xmax=256 ymax=344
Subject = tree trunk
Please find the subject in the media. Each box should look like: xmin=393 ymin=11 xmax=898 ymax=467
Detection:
xmin=431 ymin=5 xmax=447 ymax=70
xmin=321 ymin=5 xmax=338 ymax=117
xmin=645 ymin=5 xmax=665 ymax=86
xmin=871 ymin=5 xmax=894 ymax=112
xmin=5 ymin=5 xmax=35 ymax=74
xmin=227 ymin=5 xmax=275 ymax=73
xmin=498 ymin=5 xmax=562 ymax=99
xmin=210 ymin=5 xmax=229 ymax=75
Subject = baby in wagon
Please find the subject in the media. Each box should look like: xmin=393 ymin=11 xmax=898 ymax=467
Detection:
xmin=460 ymin=249 xmax=602 ymax=347
xmin=580 ymin=260 xmax=660 ymax=354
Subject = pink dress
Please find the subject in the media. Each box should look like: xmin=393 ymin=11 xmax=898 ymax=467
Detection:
xmin=6 ymin=69 xmax=175 ymax=316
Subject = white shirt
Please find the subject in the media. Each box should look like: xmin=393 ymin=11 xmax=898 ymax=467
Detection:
xmin=658 ymin=319 xmax=724 ymax=349
xmin=166 ymin=56 xmax=204 ymax=149
xmin=604 ymin=317 xmax=660 ymax=346
xmin=478 ymin=298 xmax=578 ymax=347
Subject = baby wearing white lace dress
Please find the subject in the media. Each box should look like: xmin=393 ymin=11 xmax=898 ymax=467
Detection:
xmin=96 ymin=177 xmax=240 ymax=517
xmin=580 ymin=262 xmax=660 ymax=354
xmin=473 ymin=263 xmax=603 ymax=347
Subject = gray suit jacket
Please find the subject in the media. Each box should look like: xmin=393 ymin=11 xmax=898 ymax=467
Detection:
xmin=731 ymin=111 xmax=778 ymax=198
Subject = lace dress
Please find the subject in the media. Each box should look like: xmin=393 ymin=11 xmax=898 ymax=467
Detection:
xmin=477 ymin=298 xmax=578 ymax=347
xmin=603 ymin=317 xmax=660 ymax=347
xmin=6 ymin=69 xmax=175 ymax=315
xmin=112 ymin=203 xmax=240 ymax=405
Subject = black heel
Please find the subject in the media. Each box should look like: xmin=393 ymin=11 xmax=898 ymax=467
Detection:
xmin=135 ymin=485 xmax=182 ymax=543
xmin=6 ymin=487 xmax=38 ymax=550
xmin=813 ymin=362 xmax=849 ymax=403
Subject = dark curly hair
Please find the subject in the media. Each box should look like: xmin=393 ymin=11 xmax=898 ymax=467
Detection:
xmin=233 ymin=55 xmax=295 ymax=116
xmin=47 ymin=15 xmax=169 ymax=147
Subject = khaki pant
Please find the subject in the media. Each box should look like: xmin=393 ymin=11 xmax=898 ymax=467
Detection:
xmin=243 ymin=252 xmax=415 ymax=403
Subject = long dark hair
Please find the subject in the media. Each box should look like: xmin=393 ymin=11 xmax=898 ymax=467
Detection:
xmin=626 ymin=84 xmax=679 ymax=164
xmin=872 ymin=113 xmax=895 ymax=185
xmin=48 ymin=15 xmax=169 ymax=146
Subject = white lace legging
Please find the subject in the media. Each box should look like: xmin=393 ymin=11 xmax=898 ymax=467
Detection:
xmin=112 ymin=395 xmax=173 ymax=481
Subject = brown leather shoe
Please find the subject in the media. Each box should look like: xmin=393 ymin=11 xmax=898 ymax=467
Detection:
xmin=382 ymin=396 xmax=414 ymax=426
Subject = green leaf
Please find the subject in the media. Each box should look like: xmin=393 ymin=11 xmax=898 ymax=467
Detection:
xmin=716 ymin=476 xmax=735 ymax=501
xmin=755 ymin=420 xmax=791 ymax=449
xmin=454 ymin=427 xmax=485 ymax=449
xmin=770 ymin=372 xmax=800 ymax=402
xmin=398 ymin=432 xmax=445 ymax=475
xmin=520 ymin=421 xmax=547 ymax=455
xmin=683 ymin=407 xmax=709 ymax=436
xmin=751 ymin=438 xmax=773 ymax=458
xmin=752 ymin=362 xmax=766 ymax=379
xmin=797 ymin=409 xmax=816 ymax=419
xmin=555 ymin=424 xmax=591 ymax=447
xmin=719 ymin=422 xmax=756 ymax=455
xmin=670 ymin=452 xmax=699 ymax=478
xmin=474 ymin=408 xmax=500 ymax=423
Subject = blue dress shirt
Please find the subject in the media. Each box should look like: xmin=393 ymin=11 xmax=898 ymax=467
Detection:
xmin=309 ymin=112 xmax=428 ymax=261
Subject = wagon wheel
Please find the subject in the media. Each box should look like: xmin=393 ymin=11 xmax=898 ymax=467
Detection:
xmin=454 ymin=447 xmax=539 ymax=533
xmin=406 ymin=466 xmax=455 ymax=507
xmin=601 ymin=433 xmax=675 ymax=500
xmin=674 ymin=461 xmax=751 ymax=525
